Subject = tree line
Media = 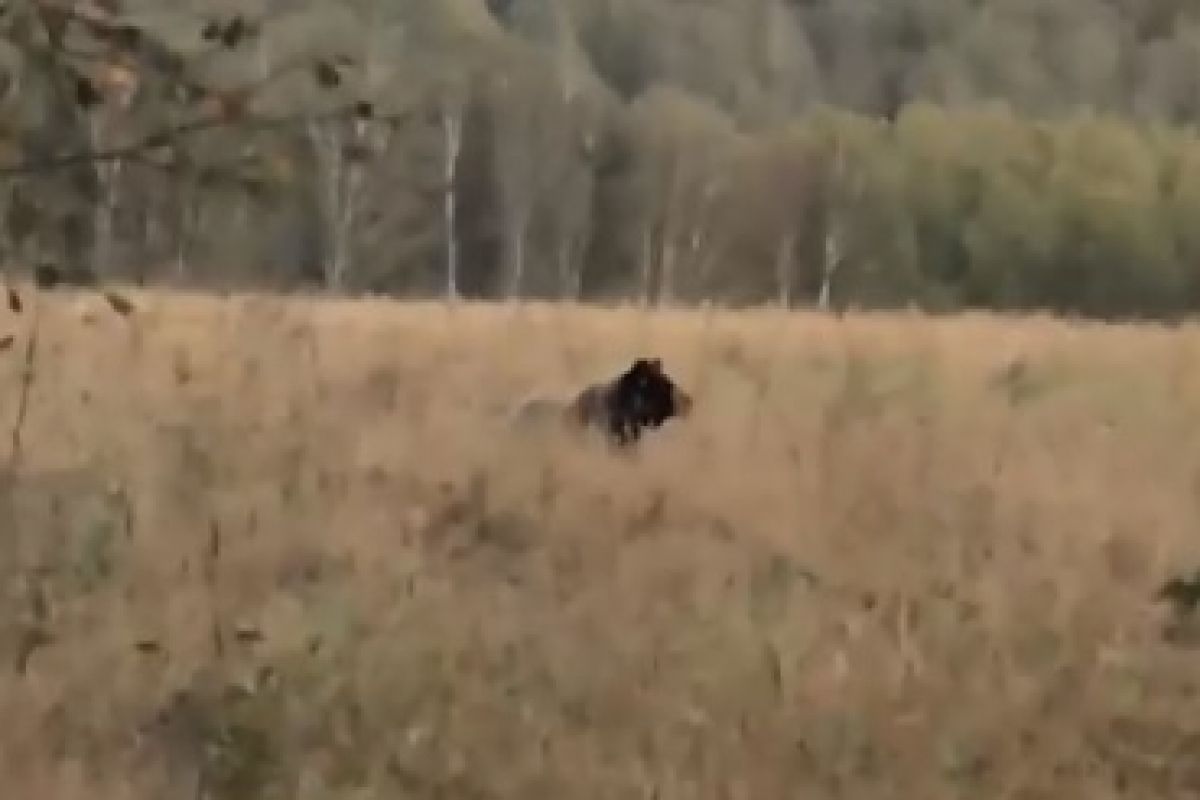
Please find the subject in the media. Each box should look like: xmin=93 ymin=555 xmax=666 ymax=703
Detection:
xmin=3 ymin=0 xmax=1200 ymax=319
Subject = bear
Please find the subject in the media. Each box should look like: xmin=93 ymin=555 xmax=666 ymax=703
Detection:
xmin=510 ymin=357 xmax=693 ymax=448
xmin=565 ymin=357 xmax=693 ymax=446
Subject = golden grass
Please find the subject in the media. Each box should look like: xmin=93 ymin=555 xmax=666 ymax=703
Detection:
xmin=2 ymin=288 xmax=1200 ymax=798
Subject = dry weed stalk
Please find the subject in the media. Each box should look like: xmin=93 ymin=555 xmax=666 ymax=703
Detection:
xmin=7 ymin=283 xmax=40 ymax=473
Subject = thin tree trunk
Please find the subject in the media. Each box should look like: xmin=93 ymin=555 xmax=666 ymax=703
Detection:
xmin=92 ymin=164 xmax=119 ymax=278
xmin=657 ymin=173 xmax=688 ymax=307
xmin=441 ymin=105 xmax=463 ymax=301
xmin=679 ymin=225 xmax=704 ymax=302
xmin=335 ymin=122 xmax=367 ymax=290
xmin=309 ymin=119 xmax=367 ymax=291
xmin=819 ymin=137 xmax=851 ymax=312
xmin=570 ymin=255 xmax=583 ymax=301
xmin=659 ymin=239 xmax=677 ymax=307
xmin=557 ymin=235 xmax=586 ymax=301
xmin=89 ymin=118 xmax=121 ymax=279
xmin=505 ymin=213 xmax=528 ymax=301
xmin=557 ymin=239 xmax=572 ymax=300
xmin=309 ymin=120 xmax=342 ymax=289
xmin=818 ymin=226 xmax=839 ymax=311
xmin=775 ymin=231 xmax=797 ymax=308
xmin=639 ymin=226 xmax=654 ymax=307
xmin=173 ymin=226 xmax=188 ymax=281
xmin=512 ymin=229 xmax=524 ymax=300
xmin=172 ymin=173 xmax=200 ymax=281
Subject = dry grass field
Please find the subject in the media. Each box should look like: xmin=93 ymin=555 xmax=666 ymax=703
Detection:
xmin=3 ymin=287 xmax=1200 ymax=798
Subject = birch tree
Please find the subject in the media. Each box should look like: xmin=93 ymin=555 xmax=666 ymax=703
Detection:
xmin=538 ymin=6 xmax=606 ymax=300
xmin=302 ymin=8 xmax=399 ymax=292
xmin=398 ymin=0 xmax=503 ymax=300
xmin=81 ymin=62 xmax=138 ymax=278
xmin=439 ymin=88 xmax=464 ymax=300
xmin=419 ymin=67 xmax=474 ymax=302
xmin=488 ymin=47 xmax=570 ymax=300
xmin=627 ymin=86 xmax=737 ymax=306
xmin=729 ymin=129 xmax=817 ymax=306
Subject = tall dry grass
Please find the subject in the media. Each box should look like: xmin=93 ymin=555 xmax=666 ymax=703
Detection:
xmin=2 ymin=288 xmax=1200 ymax=798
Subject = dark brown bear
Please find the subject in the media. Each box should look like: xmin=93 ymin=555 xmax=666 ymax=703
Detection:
xmin=566 ymin=358 xmax=693 ymax=446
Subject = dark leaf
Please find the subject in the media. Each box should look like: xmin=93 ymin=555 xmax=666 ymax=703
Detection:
xmin=134 ymin=639 xmax=162 ymax=654
xmin=112 ymin=24 xmax=140 ymax=49
xmin=201 ymin=19 xmax=221 ymax=41
xmin=7 ymin=287 xmax=20 ymax=313
xmin=1158 ymin=573 xmax=1200 ymax=614
xmin=75 ymin=75 xmax=102 ymax=109
xmin=314 ymin=61 xmax=340 ymax=88
xmin=104 ymin=291 xmax=135 ymax=316
xmin=354 ymin=100 xmax=373 ymax=120
xmin=34 ymin=263 xmax=60 ymax=290
xmin=220 ymin=16 xmax=245 ymax=48
xmin=0 ymin=334 xmax=13 ymax=351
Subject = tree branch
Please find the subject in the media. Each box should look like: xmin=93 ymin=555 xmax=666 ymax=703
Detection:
xmin=0 ymin=105 xmax=407 ymax=177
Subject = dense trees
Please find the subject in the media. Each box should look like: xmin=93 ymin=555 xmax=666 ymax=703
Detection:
xmin=4 ymin=0 xmax=1200 ymax=318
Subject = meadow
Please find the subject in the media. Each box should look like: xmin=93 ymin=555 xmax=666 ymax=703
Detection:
xmin=2 ymin=287 xmax=1199 ymax=798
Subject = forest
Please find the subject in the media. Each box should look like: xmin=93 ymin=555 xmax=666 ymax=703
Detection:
xmin=4 ymin=0 xmax=1200 ymax=318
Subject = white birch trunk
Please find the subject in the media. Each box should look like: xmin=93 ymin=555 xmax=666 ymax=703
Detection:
xmin=338 ymin=141 xmax=364 ymax=289
xmin=557 ymin=234 xmax=586 ymax=301
xmin=505 ymin=212 xmax=529 ymax=301
xmin=89 ymin=117 xmax=121 ymax=279
xmin=775 ymin=231 xmax=797 ymax=308
xmin=308 ymin=119 xmax=368 ymax=291
xmin=308 ymin=120 xmax=342 ymax=289
xmin=173 ymin=205 xmax=190 ymax=281
xmin=639 ymin=227 xmax=654 ymax=308
xmin=690 ymin=187 xmax=732 ymax=295
xmin=818 ymin=225 xmax=839 ymax=311
xmin=556 ymin=239 xmax=572 ymax=300
xmin=441 ymin=105 xmax=463 ymax=301
xmin=171 ymin=171 xmax=201 ymax=280
xmin=659 ymin=239 xmax=677 ymax=307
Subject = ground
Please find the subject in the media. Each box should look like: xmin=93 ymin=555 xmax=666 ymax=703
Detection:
xmin=1 ymin=289 xmax=1199 ymax=798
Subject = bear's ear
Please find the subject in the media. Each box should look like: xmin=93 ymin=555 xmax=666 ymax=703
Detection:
xmin=630 ymin=358 xmax=655 ymax=373
xmin=648 ymin=357 xmax=663 ymax=372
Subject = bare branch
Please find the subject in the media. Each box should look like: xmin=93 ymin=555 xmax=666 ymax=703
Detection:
xmin=0 ymin=105 xmax=408 ymax=176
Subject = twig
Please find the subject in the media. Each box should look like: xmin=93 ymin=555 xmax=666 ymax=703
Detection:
xmin=8 ymin=292 xmax=40 ymax=473
xmin=203 ymin=518 xmax=224 ymax=661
